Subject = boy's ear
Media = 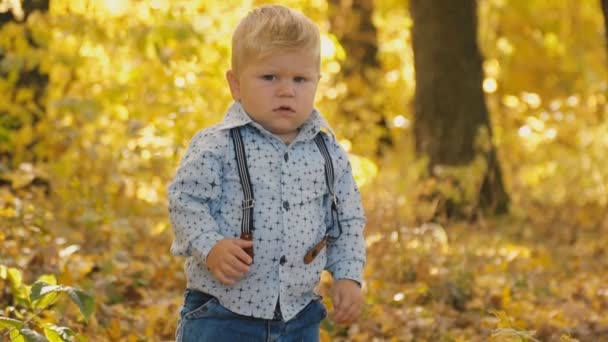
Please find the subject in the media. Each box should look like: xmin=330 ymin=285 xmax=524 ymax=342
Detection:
xmin=226 ymin=70 xmax=240 ymax=101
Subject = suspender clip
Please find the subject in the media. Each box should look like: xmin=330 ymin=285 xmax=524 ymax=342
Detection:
xmin=242 ymin=199 xmax=255 ymax=210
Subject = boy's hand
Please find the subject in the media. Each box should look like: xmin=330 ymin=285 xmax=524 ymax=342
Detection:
xmin=331 ymin=279 xmax=363 ymax=325
xmin=206 ymin=238 xmax=253 ymax=285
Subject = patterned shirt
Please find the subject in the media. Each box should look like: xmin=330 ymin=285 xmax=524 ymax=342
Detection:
xmin=168 ymin=102 xmax=366 ymax=320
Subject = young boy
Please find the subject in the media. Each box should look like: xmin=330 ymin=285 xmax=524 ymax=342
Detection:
xmin=168 ymin=5 xmax=366 ymax=341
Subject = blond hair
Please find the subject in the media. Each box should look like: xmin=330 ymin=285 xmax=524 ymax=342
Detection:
xmin=231 ymin=5 xmax=320 ymax=75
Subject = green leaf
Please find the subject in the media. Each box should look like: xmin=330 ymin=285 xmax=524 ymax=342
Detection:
xmin=30 ymin=275 xmax=59 ymax=310
xmin=64 ymin=288 xmax=95 ymax=321
xmin=21 ymin=328 xmax=49 ymax=342
xmin=9 ymin=327 xmax=26 ymax=342
xmin=0 ymin=264 xmax=7 ymax=279
xmin=43 ymin=329 xmax=63 ymax=342
xmin=7 ymin=267 xmax=23 ymax=288
xmin=30 ymin=283 xmax=60 ymax=301
xmin=43 ymin=325 xmax=75 ymax=342
xmin=36 ymin=274 xmax=57 ymax=286
xmin=30 ymin=283 xmax=61 ymax=310
xmin=5 ymin=268 xmax=29 ymax=306
xmin=0 ymin=316 xmax=24 ymax=330
xmin=30 ymin=282 xmax=95 ymax=321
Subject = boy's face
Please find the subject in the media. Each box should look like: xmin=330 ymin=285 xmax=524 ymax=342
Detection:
xmin=226 ymin=50 xmax=320 ymax=143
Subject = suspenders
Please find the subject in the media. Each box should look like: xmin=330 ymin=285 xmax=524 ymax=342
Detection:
xmin=230 ymin=128 xmax=255 ymax=260
xmin=229 ymin=127 xmax=342 ymax=264
xmin=305 ymin=133 xmax=343 ymax=264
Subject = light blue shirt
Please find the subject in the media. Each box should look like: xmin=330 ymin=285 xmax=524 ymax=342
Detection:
xmin=168 ymin=102 xmax=366 ymax=320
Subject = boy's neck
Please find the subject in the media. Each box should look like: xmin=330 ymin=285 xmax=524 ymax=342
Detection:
xmin=277 ymin=130 xmax=299 ymax=145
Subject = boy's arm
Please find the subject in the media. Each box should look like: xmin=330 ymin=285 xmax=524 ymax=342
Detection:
xmin=325 ymin=144 xmax=366 ymax=285
xmin=168 ymin=131 xmax=225 ymax=264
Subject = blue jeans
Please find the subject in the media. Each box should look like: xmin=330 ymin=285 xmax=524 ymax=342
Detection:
xmin=176 ymin=289 xmax=327 ymax=342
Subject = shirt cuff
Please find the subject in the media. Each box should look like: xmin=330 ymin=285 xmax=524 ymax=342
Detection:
xmin=328 ymin=259 xmax=364 ymax=285
xmin=190 ymin=231 xmax=225 ymax=264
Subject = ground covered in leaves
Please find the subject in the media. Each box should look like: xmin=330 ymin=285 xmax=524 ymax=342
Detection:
xmin=345 ymin=207 xmax=608 ymax=341
xmin=2 ymin=181 xmax=608 ymax=341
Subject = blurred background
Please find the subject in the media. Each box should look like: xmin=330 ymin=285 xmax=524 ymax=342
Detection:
xmin=1 ymin=0 xmax=607 ymax=341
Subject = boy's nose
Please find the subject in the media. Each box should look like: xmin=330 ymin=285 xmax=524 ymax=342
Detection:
xmin=276 ymin=81 xmax=295 ymax=97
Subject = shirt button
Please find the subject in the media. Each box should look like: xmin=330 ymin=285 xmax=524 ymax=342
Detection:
xmin=283 ymin=201 xmax=290 ymax=211
xmin=284 ymin=152 xmax=289 ymax=162
xmin=279 ymin=255 xmax=287 ymax=265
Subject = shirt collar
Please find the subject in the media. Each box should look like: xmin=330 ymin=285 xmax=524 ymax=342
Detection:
xmin=218 ymin=101 xmax=335 ymax=142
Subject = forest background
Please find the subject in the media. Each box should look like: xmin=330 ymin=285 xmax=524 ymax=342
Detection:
xmin=1 ymin=0 xmax=608 ymax=341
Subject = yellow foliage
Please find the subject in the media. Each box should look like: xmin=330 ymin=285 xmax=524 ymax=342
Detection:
xmin=349 ymin=153 xmax=378 ymax=188
xmin=2 ymin=0 xmax=608 ymax=341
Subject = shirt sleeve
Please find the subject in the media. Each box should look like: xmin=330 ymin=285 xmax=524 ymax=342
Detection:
xmin=167 ymin=129 xmax=226 ymax=264
xmin=324 ymin=138 xmax=366 ymax=284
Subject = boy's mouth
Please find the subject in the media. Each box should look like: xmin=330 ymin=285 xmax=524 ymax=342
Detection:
xmin=274 ymin=105 xmax=295 ymax=112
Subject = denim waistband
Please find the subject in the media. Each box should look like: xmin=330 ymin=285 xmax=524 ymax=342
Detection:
xmin=187 ymin=289 xmax=283 ymax=321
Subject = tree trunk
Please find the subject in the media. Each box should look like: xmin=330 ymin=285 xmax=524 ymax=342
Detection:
xmin=0 ymin=0 xmax=49 ymax=97
xmin=327 ymin=0 xmax=393 ymax=156
xmin=410 ymin=0 xmax=509 ymax=215
xmin=602 ymin=0 xmax=608 ymax=57
xmin=0 ymin=0 xmax=49 ymax=165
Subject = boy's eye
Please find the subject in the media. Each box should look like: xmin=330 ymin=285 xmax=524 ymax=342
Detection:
xmin=261 ymin=75 xmax=276 ymax=81
xmin=294 ymin=77 xmax=307 ymax=83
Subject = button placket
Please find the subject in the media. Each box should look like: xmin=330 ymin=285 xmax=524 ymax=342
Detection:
xmin=281 ymin=148 xmax=290 ymax=212
xmin=278 ymin=148 xmax=289 ymax=291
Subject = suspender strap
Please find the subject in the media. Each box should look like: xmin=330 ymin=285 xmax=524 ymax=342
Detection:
xmin=305 ymin=133 xmax=342 ymax=264
xmin=230 ymin=128 xmax=255 ymax=259
xmin=313 ymin=134 xmax=337 ymax=208
xmin=313 ymin=133 xmax=342 ymax=240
